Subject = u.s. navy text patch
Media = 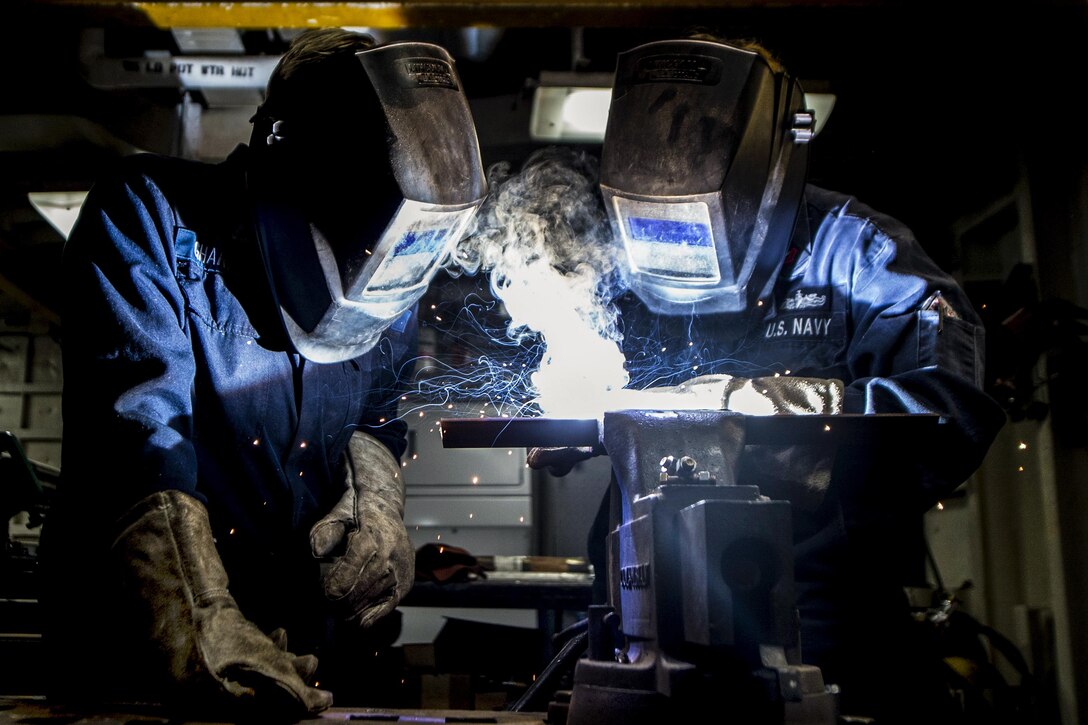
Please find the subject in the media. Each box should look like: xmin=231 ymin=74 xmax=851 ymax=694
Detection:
xmin=765 ymin=287 xmax=834 ymax=340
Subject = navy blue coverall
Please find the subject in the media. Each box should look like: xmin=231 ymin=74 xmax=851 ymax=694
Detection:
xmin=39 ymin=146 xmax=417 ymax=700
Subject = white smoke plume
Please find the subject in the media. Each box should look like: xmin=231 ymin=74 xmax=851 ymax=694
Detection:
xmin=444 ymin=146 xmax=629 ymax=417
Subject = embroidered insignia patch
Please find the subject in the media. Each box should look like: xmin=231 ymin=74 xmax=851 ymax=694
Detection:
xmin=780 ymin=287 xmax=829 ymax=311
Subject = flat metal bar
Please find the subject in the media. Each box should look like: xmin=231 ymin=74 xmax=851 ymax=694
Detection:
xmin=745 ymin=412 xmax=942 ymax=444
xmin=439 ymin=417 xmax=601 ymax=449
xmin=439 ymin=413 xmax=942 ymax=449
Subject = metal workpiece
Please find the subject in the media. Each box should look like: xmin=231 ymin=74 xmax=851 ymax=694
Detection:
xmin=438 ymin=415 xmax=605 ymax=450
xmin=438 ymin=411 xmax=941 ymax=451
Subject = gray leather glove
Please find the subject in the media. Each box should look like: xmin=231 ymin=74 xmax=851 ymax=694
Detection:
xmin=310 ymin=431 xmax=415 ymax=629
xmin=111 ymin=490 xmax=333 ymax=718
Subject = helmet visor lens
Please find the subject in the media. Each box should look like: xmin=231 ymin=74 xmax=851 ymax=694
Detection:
xmin=357 ymin=199 xmax=479 ymax=301
xmin=604 ymin=188 xmax=750 ymax=312
xmin=290 ymin=198 xmax=480 ymax=363
xmin=613 ymin=195 xmax=723 ymax=284
xmin=314 ymin=198 xmax=479 ymax=325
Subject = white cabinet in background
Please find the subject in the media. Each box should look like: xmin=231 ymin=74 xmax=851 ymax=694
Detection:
xmin=398 ymin=401 xmax=532 ymax=557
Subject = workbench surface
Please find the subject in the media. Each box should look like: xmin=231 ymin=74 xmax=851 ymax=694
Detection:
xmin=0 ymin=698 xmax=548 ymax=724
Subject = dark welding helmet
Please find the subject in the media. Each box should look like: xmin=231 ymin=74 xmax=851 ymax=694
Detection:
xmin=600 ymin=38 xmax=813 ymax=316
xmin=248 ymin=40 xmax=487 ymax=362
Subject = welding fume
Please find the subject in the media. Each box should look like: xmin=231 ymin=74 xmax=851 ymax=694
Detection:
xmin=448 ymin=36 xmax=1008 ymax=724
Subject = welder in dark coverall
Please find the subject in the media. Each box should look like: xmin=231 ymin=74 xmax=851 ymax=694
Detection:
xmin=528 ymin=38 xmax=1007 ymax=723
xmin=38 ymin=28 xmax=486 ymax=719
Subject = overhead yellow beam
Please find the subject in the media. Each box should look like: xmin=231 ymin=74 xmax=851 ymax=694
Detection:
xmin=24 ymin=0 xmax=885 ymax=29
xmin=24 ymin=0 xmax=1088 ymax=29
xmin=135 ymin=2 xmax=429 ymax=28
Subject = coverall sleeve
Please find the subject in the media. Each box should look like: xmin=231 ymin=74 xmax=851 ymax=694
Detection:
xmin=840 ymin=214 xmax=1007 ymax=500
xmin=61 ymin=159 xmax=200 ymax=517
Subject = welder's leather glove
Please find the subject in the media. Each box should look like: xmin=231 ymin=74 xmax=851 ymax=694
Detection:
xmin=526 ymin=446 xmax=599 ymax=477
xmin=721 ymin=376 xmax=844 ymax=512
xmin=720 ymin=375 xmax=844 ymax=415
xmin=111 ymin=490 xmax=333 ymax=719
xmin=310 ymin=431 xmax=414 ymax=629
xmin=590 ymin=373 xmax=844 ymax=415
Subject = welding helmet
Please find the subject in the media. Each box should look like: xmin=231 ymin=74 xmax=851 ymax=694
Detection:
xmin=599 ymin=38 xmax=813 ymax=316
xmin=248 ymin=38 xmax=487 ymax=363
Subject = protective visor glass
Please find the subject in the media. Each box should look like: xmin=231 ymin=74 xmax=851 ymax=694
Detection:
xmin=284 ymin=199 xmax=480 ymax=360
xmin=607 ymin=192 xmax=730 ymax=288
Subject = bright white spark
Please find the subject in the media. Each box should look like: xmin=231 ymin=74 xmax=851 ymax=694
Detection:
xmin=495 ymin=260 xmax=628 ymax=417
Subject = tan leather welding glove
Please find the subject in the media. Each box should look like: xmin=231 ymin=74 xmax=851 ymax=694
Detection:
xmin=310 ymin=431 xmax=414 ymax=629
xmin=586 ymin=373 xmax=844 ymax=415
xmin=721 ymin=375 xmax=844 ymax=415
xmin=722 ymin=376 xmax=844 ymax=511
xmin=112 ymin=490 xmax=333 ymax=718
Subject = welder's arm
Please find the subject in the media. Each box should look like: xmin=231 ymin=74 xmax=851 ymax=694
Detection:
xmin=842 ymin=224 xmax=1007 ymax=497
xmin=64 ymin=166 xmax=330 ymax=715
xmin=310 ymin=430 xmax=415 ymax=629
xmin=61 ymin=162 xmax=202 ymax=509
